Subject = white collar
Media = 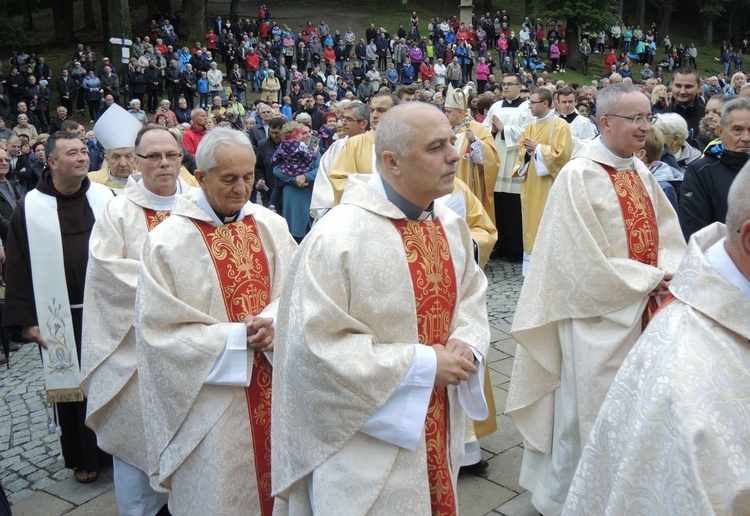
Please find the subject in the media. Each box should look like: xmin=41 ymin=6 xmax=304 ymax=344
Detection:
xmin=706 ymin=238 xmax=750 ymax=299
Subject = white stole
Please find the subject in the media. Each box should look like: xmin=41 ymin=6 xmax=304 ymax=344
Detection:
xmin=25 ymin=184 xmax=112 ymax=403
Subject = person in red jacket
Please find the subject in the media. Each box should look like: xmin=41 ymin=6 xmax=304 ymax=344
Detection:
xmin=246 ymin=48 xmax=261 ymax=91
xmin=420 ymin=58 xmax=435 ymax=83
xmin=205 ymin=30 xmax=218 ymax=53
xmin=182 ymin=108 xmax=208 ymax=155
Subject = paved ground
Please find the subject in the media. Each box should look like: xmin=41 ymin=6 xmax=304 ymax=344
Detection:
xmin=0 ymin=257 xmax=534 ymax=515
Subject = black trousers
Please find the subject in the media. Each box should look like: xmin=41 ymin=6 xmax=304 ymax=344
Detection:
xmin=493 ymin=192 xmax=523 ymax=259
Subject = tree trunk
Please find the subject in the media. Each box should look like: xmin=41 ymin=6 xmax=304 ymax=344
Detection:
xmin=186 ymin=0 xmax=208 ymax=45
xmin=230 ymin=0 xmax=241 ymax=21
xmin=524 ymin=0 xmax=533 ymax=19
xmin=617 ymin=0 xmax=624 ymax=19
xmin=101 ymin=0 xmax=110 ymax=48
xmin=657 ymin=0 xmax=675 ymax=41
xmin=108 ymin=0 xmax=132 ymax=74
xmin=636 ymin=0 xmax=646 ymax=28
xmin=21 ymin=0 xmax=35 ymax=31
xmin=702 ymin=17 xmax=714 ymax=46
xmin=566 ymin=20 xmax=580 ymax=71
xmin=83 ymin=0 xmax=96 ymax=31
xmin=53 ymin=0 xmax=77 ymax=45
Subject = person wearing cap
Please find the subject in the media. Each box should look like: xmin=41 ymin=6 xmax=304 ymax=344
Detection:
xmin=444 ymin=84 xmax=500 ymax=226
xmin=88 ymin=104 xmax=198 ymax=194
xmin=512 ymin=87 xmax=573 ymax=275
xmin=80 ymin=124 xmax=197 ymax=515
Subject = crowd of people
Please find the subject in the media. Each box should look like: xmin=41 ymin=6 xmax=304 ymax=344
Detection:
xmin=0 ymin=5 xmax=749 ymax=516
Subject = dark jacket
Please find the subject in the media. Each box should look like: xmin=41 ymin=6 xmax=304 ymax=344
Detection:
xmin=255 ymin=136 xmax=280 ymax=191
xmin=678 ymin=142 xmax=748 ymax=240
xmin=0 ymin=177 xmax=24 ymax=245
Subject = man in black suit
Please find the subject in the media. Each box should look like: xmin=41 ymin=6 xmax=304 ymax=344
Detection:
xmin=248 ymin=102 xmax=274 ymax=151
xmin=49 ymin=106 xmax=69 ymax=133
xmin=253 ymin=117 xmax=284 ymax=206
xmin=57 ymin=69 xmax=77 ymax=113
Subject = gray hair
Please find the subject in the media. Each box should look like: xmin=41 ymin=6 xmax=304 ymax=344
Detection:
xmin=727 ymin=161 xmax=750 ymax=242
xmin=720 ymin=96 xmax=750 ymax=128
xmin=374 ymin=103 xmax=423 ymax=171
xmin=343 ymin=101 xmax=370 ymax=124
xmin=195 ymin=127 xmax=254 ymax=175
xmin=596 ymin=83 xmax=644 ymax=121
xmin=652 ymin=112 xmax=689 ymax=142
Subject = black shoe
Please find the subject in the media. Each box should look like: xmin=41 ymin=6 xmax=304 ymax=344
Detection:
xmin=459 ymin=459 xmax=489 ymax=475
xmin=9 ymin=343 xmax=20 ymax=352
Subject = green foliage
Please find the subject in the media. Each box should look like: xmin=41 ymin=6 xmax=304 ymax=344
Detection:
xmin=0 ymin=16 xmax=32 ymax=46
xmin=531 ymin=0 xmax=619 ymax=32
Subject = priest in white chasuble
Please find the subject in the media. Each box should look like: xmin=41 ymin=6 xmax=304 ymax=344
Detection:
xmin=135 ymin=128 xmax=297 ymax=516
xmin=272 ymin=102 xmax=490 ymax=515
xmin=506 ymin=83 xmax=686 ymax=516
xmin=81 ymin=125 xmax=196 ymax=516
xmin=565 ymin=170 xmax=750 ymax=515
xmin=513 ymin=87 xmax=573 ymax=275
xmin=444 ymin=84 xmax=500 ymax=226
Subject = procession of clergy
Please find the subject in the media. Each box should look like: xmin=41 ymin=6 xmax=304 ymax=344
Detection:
xmin=3 ymin=78 xmax=749 ymax=516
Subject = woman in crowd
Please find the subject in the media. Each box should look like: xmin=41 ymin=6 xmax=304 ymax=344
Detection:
xmin=272 ymin=121 xmax=319 ymax=242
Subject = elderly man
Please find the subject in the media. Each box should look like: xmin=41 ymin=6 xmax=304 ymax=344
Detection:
xmin=136 ymin=128 xmax=297 ymax=515
xmin=506 ymin=83 xmax=687 ymax=515
xmin=513 ymin=87 xmax=573 ymax=274
xmin=182 ymin=107 xmax=208 ymax=155
xmin=3 ymin=132 xmax=114 ymax=484
xmin=249 ymin=103 xmax=275 ymax=150
xmin=310 ymin=100 xmax=370 ymax=219
xmin=89 ymin=104 xmax=198 ymax=193
xmin=253 ymin=117 xmax=285 ymax=206
xmin=272 ymin=102 xmax=490 ymax=514
xmin=444 ymin=85 xmax=500 ymax=225
xmin=483 ymin=73 xmax=534 ymax=260
xmin=80 ymin=125 xmax=193 ymax=515
xmin=50 ymin=106 xmax=70 ymax=133
xmin=679 ymin=96 xmax=750 ymax=240
xmin=565 ymin=165 xmax=750 ymax=515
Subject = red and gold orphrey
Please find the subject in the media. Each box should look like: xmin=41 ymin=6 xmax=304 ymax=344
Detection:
xmin=192 ymin=217 xmax=274 ymax=516
xmin=603 ymin=166 xmax=660 ymax=329
xmin=142 ymin=208 xmax=170 ymax=231
xmin=392 ymin=218 xmax=458 ymax=516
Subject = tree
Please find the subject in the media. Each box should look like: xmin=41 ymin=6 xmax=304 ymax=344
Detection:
xmin=531 ymin=0 xmax=619 ymax=71
xmin=21 ymin=0 xmax=35 ymax=31
xmin=83 ymin=0 xmax=96 ymax=31
xmin=635 ymin=0 xmax=646 ymax=28
xmin=230 ymin=0 xmax=241 ymax=21
xmin=185 ymin=0 xmax=208 ymax=45
xmin=695 ymin=0 xmax=726 ymax=46
xmin=52 ymin=0 xmax=76 ymax=45
xmin=657 ymin=0 xmax=676 ymax=42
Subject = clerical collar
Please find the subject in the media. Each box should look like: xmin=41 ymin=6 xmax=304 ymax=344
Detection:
xmin=138 ymin=178 xmax=182 ymax=211
xmin=380 ymin=175 xmax=433 ymax=220
xmin=108 ymin=171 xmax=129 ymax=185
xmin=560 ymin=111 xmax=579 ymax=123
xmin=502 ymin=96 xmax=525 ymax=108
xmin=596 ymin=137 xmax=635 ymax=170
xmin=194 ymin=188 xmax=244 ymax=226
xmin=535 ymin=110 xmax=555 ymax=123
xmin=706 ymin=237 xmax=750 ymax=299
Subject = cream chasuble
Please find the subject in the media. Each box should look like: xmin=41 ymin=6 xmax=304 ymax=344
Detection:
xmin=506 ymin=141 xmax=686 ymax=515
xmin=81 ymin=176 xmax=193 ymax=472
xmin=272 ymin=175 xmax=490 ymax=515
xmin=565 ymin=223 xmax=750 ymax=515
xmin=310 ymin=135 xmax=347 ymax=219
xmin=329 ymin=129 xmax=376 ymax=203
xmin=136 ymin=192 xmax=297 ymax=515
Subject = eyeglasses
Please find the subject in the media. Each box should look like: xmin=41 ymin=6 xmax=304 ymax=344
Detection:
xmin=501 ymin=82 xmax=520 ymax=87
xmin=136 ymin=152 xmax=183 ymax=162
xmin=605 ymin=114 xmax=656 ymax=126
xmin=341 ymin=116 xmax=363 ymax=123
